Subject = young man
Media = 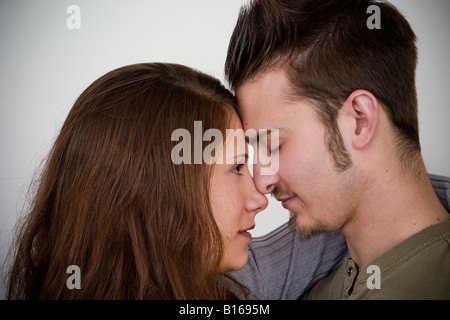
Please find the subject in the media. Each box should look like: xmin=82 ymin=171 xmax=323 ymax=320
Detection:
xmin=227 ymin=0 xmax=450 ymax=299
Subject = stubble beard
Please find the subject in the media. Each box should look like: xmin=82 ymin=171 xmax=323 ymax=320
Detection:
xmin=287 ymin=210 xmax=328 ymax=239
xmin=272 ymin=185 xmax=328 ymax=239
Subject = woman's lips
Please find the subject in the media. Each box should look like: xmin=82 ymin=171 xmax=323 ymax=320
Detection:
xmin=238 ymin=225 xmax=255 ymax=240
xmin=238 ymin=230 xmax=252 ymax=241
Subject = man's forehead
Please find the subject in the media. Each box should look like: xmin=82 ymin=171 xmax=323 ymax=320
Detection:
xmin=237 ymin=101 xmax=290 ymax=136
xmin=236 ymin=66 xmax=291 ymax=95
xmin=236 ymin=97 xmax=292 ymax=134
xmin=236 ymin=68 xmax=293 ymax=117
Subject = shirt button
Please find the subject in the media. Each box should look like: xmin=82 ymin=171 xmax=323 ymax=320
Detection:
xmin=347 ymin=266 xmax=353 ymax=276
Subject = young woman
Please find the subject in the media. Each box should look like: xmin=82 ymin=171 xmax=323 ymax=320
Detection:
xmin=6 ymin=63 xmax=268 ymax=299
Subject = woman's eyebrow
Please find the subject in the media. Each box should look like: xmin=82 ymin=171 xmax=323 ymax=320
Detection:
xmin=235 ymin=153 xmax=249 ymax=164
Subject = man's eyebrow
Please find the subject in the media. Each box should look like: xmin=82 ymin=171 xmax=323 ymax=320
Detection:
xmin=245 ymin=127 xmax=285 ymax=143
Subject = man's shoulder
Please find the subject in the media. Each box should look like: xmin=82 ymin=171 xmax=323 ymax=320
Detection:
xmin=302 ymin=221 xmax=450 ymax=300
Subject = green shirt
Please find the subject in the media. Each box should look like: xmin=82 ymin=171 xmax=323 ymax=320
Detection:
xmin=301 ymin=220 xmax=450 ymax=299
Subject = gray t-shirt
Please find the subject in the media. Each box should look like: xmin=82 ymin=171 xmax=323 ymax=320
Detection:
xmin=231 ymin=226 xmax=348 ymax=299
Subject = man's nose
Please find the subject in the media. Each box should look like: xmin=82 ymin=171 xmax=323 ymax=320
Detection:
xmin=252 ymin=161 xmax=281 ymax=194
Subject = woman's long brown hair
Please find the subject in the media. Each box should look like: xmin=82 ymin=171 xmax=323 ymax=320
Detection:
xmin=6 ymin=63 xmax=246 ymax=299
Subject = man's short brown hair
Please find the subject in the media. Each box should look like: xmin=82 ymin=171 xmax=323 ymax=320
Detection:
xmin=226 ymin=0 xmax=420 ymax=171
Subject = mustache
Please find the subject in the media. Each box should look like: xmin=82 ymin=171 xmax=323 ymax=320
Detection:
xmin=271 ymin=185 xmax=297 ymax=199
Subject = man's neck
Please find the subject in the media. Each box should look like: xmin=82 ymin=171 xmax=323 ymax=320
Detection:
xmin=342 ymin=165 xmax=449 ymax=269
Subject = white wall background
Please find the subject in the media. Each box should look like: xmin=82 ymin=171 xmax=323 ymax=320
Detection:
xmin=0 ymin=0 xmax=449 ymax=299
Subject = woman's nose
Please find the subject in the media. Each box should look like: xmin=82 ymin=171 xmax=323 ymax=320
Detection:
xmin=244 ymin=176 xmax=269 ymax=214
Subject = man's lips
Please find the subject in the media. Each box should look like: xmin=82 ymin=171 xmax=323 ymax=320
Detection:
xmin=276 ymin=195 xmax=296 ymax=209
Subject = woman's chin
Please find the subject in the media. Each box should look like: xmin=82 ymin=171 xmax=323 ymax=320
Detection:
xmin=219 ymin=251 xmax=249 ymax=273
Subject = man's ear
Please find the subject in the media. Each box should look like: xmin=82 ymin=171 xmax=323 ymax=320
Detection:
xmin=342 ymin=90 xmax=379 ymax=149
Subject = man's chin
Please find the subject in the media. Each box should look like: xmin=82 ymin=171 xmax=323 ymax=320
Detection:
xmin=288 ymin=211 xmax=326 ymax=239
